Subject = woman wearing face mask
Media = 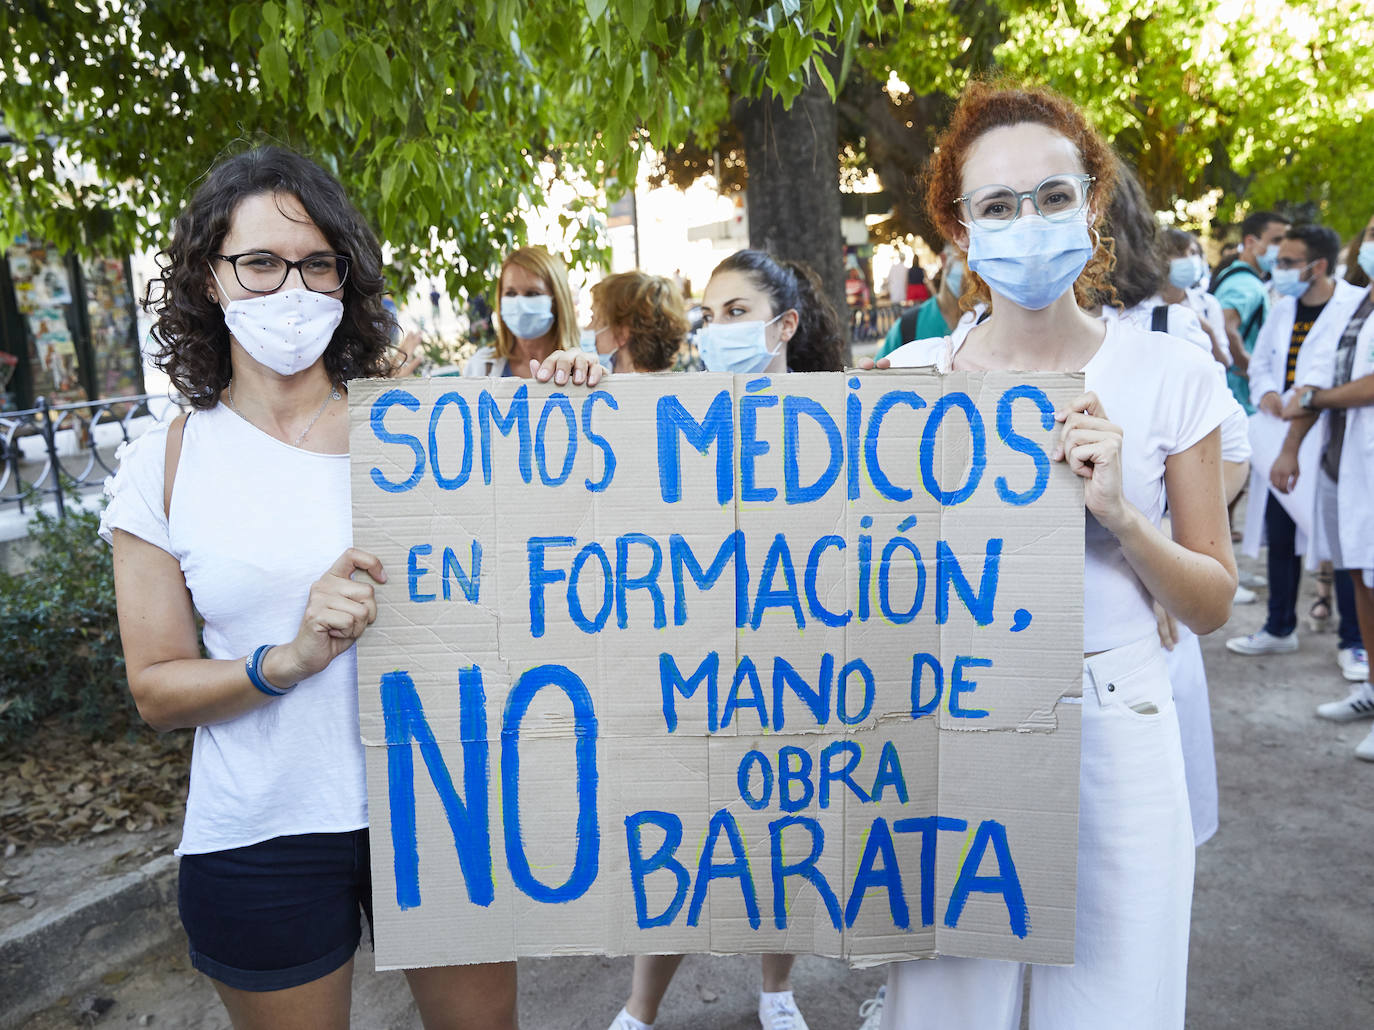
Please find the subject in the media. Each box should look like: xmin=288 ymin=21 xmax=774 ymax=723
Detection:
xmin=1161 ymin=228 xmax=1230 ymax=366
xmin=695 ymin=249 xmax=845 ymax=376
xmin=465 ymin=245 xmax=593 ymax=384
xmin=98 ymin=147 xmax=587 ymax=1030
xmin=878 ymin=80 xmax=1236 ymax=1029
xmin=580 ymin=271 xmax=690 ymax=373
xmin=875 ymin=245 xmax=969 ymax=359
xmin=1276 ymin=213 xmax=1374 ymax=761
xmin=607 ymin=250 xmax=841 ymax=1030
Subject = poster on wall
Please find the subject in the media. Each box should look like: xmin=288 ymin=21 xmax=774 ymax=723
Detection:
xmin=81 ymin=257 xmax=143 ymax=398
xmin=7 ymin=239 xmax=86 ymax=405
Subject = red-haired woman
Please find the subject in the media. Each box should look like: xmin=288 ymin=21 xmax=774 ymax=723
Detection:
xmin=878 ymin=81 xmax=1236 ymax=1029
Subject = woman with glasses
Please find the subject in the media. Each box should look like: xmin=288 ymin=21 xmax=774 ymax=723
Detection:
xmin=876 ymin=81 xmax=1236 ymax=1029
xmin=99 ymin=146 xmax=596 ymax=1030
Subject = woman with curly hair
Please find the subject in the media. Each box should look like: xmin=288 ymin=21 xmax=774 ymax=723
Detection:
xmin=99 ymin=146 xmax=595 ymax=1030
xmin=581 ymin=270 xmax=690 ymax=373
xmin=877 ymin=80 xmax=1236 ymax=1029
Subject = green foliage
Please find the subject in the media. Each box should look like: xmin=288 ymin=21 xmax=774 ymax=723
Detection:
xmin=0 ymin=505 xmax=131 ymax=745
xmin=0 ymin=1 xmax=897 ymax=299
xmin=874 ymin=0 xmax=1374 ymax=235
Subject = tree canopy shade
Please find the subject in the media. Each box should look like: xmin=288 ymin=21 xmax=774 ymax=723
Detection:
xmin=659 ymin=0 xmax=1374 ymax=246
xmin=0 ymin=0 xmax=899 ymax=296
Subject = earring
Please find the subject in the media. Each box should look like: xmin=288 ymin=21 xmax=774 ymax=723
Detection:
xmin=1089 ymin=227 xmax=1102 ymax=252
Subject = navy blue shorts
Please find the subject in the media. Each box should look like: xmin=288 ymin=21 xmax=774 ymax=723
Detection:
xmin=178 ymin=829 xmax=372 ymax=992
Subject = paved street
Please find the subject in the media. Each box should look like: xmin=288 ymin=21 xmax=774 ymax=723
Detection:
xmin=20 ymin=555 xmax=1374 ymax=1029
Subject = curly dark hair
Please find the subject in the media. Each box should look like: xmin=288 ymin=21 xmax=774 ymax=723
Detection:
xmin=710 ymin=250 xmax=845 ymax=372
xmin=1099 ymin=157 xmax=1167 ymax=309
xmin=145 ymin=146 xmax=393 ymax=408
xmin=923 ymin=77 xmax=1119 ymax=312
xmin=590 ymin=271 xmax=689 ymax=372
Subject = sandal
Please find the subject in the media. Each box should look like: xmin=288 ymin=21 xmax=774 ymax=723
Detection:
xmin=1307 ymin=595 xmax=1332 ymax=633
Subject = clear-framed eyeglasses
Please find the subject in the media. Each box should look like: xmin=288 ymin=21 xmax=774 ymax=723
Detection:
xmin=954 ymin=174 xmax=1096 ymax=232
xmin=212 ymin=251 xmax=350 ymax=294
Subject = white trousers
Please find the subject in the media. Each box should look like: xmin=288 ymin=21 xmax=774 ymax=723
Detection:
xmin=882 ymin=635 xmax=1195 ymax=1030
xmin=1167 ymin=627 xmax=1218 ymax=845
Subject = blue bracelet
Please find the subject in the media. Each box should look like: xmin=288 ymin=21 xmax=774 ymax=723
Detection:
xmin=246 ymin=644 xmax=290 ymax=697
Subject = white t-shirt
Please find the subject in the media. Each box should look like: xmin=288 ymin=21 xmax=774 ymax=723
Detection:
xmin=1104 ymin=297 xmax=1251 ymax=464
xmin=889 ymin=317 xmax=1234 ymax=652
xmin=99 ymin=404 xmax=367 ymax=855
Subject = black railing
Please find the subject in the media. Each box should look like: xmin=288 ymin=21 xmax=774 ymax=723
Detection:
xmin=0 ymin=393 xmax=188 ymax=518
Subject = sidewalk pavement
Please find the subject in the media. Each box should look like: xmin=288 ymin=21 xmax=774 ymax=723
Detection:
xmin=8 ymin=552 xmax=1374 ymax=1028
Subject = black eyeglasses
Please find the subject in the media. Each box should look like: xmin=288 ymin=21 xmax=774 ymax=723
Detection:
xmin=212 ymin=251 xmax=350 ymax=294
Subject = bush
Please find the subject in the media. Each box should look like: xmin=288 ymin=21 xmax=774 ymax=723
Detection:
xmin=0 ymin=505 xmax=132 ymax=745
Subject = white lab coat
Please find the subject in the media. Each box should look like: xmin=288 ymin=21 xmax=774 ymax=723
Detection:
xmin=1241 ymin=281 xmax=1367 ymax=557
xmin=1292 ymin=282 xmax=1374 ymax=578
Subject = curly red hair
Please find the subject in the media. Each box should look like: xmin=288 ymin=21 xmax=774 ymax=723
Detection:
xmin=925 ymin=78 xmax=1119 ymax=311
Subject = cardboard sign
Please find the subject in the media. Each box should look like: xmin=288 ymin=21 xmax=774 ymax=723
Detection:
xmin=350 ymin=370 xmax=1085 ymax=970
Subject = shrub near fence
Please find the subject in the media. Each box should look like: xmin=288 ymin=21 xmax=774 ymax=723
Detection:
xmin=0 ymin=505 xmax=132 ymax=744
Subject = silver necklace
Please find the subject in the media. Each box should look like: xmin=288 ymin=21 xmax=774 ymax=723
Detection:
xmin=227 ymin=382 xmax=342 ymax=448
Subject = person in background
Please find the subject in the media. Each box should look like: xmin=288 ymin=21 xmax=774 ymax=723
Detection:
xmin=906 ymin=265 xmax=930 ymax=304
xmin=879 ymin=78 xmax=1235 ymax=1029
xmin=607 ymin=248 xmax=844 ymax=1030
xmin=1214 ymin=210 xmax=1291 ymax=413
xmin=1161 ymin=228 xmax=1230 ymax=366
xmin=885 ymin=250 xmax=908 ymax=309
xmin=875 ymin=244 xmax=966 ymax=359
xmin=1275 ymin=211 xmax=1374 ymax=759
xmin=1228 ymin=224 xmax=1366 ymax=684
xmin=1213 ymin=239 xmax=1241 ymax=280
xmin=464 ymin=245 xmax=583 ymax=379
xmin=580 ymin=270 xmax=690 ymax=374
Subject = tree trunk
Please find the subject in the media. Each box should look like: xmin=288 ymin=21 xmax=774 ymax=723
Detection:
xmin=734 ymin=73 xmax=848 ymax=347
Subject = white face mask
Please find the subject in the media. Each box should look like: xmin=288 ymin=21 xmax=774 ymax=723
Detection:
xmin=1358 ymin=240 xmax=1374 ymax=281
xmin=579 ymin=327 xmax=617 ymax=371
xmin=697 ymin=313 xmax=786 ymax=374
xmin=1168 ymin=256 xmax=1200 ymax=290
xmin=216 ymin=282 xmax=343 ymax=376
xmin=501 ymin=295 xmax=556 ymax=339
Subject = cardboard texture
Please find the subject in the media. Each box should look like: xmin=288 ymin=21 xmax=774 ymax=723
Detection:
xmin=350 ymin=370 xmax=1085 ymax=970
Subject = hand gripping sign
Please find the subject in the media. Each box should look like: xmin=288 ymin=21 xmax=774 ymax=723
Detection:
xmin=350 ymin=369 xmax=1085 ymax=970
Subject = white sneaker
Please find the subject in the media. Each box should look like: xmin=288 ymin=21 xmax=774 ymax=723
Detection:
xmin=1239 ymin=571 xmax=1268 ymax=589
xmin=858 ymin=986 xmax=886 ymax=1030
xmin=759 ymin=990 xmax=809 ymax=1030
xmin=1316 ymin=685 xmax=1374 ymax=722
xmin=609 ymin=1008 xmax=653 ymax=1030
xmin=1234 ymin=584 xmax=1259 ymax=605
xmin=1225 ymin=629 xmax=1298 ymax=655
xmin=1338 ymin=647 xmax=1370 ymax=682
xmin=1356 ymin=727 xmax=1374 ymax=762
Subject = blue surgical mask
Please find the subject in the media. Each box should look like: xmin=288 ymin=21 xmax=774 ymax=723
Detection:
xmin=697 ymin=313 xmax=785 ymax=374
xmin=1359 ymin=241 xmax=1374 ymax=281
xmin=1270 ymin=266 xmax=1312 ymax=299
xmin=966 ymin=215 xmax=1093 ymax=311
xmin=944 ymin=260 xmax=964 ymax=297
xmin=501 ymin=295 xmax=555 ymax=339
xmin=579 ymin=327 xmax=617 ymax=370
xmin=1168 ymin=256 xmax=1200 ymax=290
xmin=1257 ymin=243 xmax=1280 ymax=274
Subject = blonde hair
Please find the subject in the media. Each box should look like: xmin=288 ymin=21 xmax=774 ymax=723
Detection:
xmin=493 ymin=246 xmax=579 ymax=359
xmin=590 ymin=271 xmax=689 ymax=373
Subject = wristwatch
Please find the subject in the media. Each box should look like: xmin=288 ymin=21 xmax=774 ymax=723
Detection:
xmin=1299 ymin=388 xmax=1318 ymax=411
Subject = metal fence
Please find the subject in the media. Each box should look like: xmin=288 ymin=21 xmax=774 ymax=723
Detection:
xmin=0 ymin=393 xmax=188 ymax=518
